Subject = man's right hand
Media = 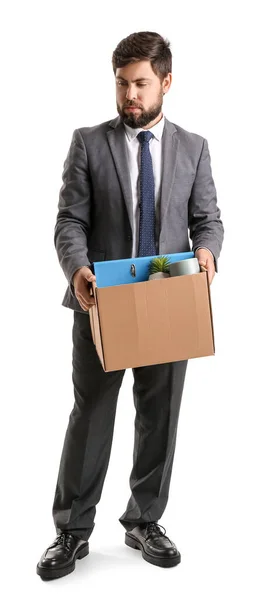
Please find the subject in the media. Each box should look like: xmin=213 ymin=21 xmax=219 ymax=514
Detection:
xmin=73 ymin=266 xmax=96 ymax=312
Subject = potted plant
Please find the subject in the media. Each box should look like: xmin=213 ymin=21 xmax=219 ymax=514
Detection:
xmin=148 ymin=256 xmax=171 ymax=280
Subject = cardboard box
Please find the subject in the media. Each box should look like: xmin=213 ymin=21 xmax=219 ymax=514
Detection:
xmin=89 ymin=265 xmax=215 ymax=372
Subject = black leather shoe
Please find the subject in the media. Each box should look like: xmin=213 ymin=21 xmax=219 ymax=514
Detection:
xmin=36 ymin=532 xmax=89 ymax=580
xmin=125 ymin=522 xmax=181 ymax=568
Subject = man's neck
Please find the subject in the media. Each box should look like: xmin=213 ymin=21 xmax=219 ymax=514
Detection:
xmin=141 ymin=112 xmax=163 ymax=130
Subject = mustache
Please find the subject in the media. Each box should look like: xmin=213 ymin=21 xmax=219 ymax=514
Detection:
xmin=123 ymin=102 xmax=143 ymax=109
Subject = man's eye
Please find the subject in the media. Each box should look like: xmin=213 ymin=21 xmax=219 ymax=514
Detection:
xmin=117 ymin=81 xmax=147 ymax=87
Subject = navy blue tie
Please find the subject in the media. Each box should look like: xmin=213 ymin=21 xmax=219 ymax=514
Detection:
xmin=137 ymin=130 xmax=156 ymax=257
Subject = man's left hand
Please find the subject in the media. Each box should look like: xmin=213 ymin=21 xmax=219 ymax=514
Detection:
xmin=195 ymin=248 xmax=215 ymax=285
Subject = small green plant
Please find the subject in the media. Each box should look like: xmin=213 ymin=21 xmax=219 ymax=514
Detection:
xmin=148 ymin=255 xmax=171 ymax=275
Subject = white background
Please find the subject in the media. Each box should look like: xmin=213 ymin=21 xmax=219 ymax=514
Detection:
xmin=1 ymin=0 xmax=259 ymax=598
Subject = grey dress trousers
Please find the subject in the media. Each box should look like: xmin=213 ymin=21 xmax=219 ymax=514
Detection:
xmin=52 ymin=310 xmax=188 ymax=542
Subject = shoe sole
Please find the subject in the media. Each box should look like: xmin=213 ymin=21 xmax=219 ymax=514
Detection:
xmin=36 ymin=542 xmax=89 ymax=580
xmin=125 ymin=533 xmax=181 ymax=568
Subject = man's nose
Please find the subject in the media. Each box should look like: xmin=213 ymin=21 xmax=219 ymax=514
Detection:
xmin=126 ymin=85 xmax=137 ymax=100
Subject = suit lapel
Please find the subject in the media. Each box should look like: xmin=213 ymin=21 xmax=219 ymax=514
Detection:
xmin=106 ymin=117 xmax=133 ymax=232
xmin=159 ymin=118 xmax=179 ymax=238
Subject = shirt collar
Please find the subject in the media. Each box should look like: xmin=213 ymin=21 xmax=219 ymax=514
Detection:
xmin=124 ymin=114 xmax=165 ymax=142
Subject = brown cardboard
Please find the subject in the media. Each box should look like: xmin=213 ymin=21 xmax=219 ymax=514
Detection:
xmin=89 ymin=266 xmax=215 ymax=372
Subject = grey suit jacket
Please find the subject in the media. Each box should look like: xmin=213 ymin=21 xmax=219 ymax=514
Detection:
xmin=54 ymin=115 xmax=224 ymax=313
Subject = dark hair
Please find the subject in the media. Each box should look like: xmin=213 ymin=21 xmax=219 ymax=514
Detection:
xmin=112 ymin=31 xmax=172 ymax=81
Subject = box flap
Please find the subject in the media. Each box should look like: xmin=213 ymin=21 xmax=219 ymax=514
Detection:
xmin=200 ymin=266 xmax=215 ymax=352
xmin=89 ymin=282 xmax=106 ymax=370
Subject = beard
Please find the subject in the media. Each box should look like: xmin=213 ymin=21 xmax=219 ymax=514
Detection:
xmin=117 ymin=91 xmax=163 ymax=128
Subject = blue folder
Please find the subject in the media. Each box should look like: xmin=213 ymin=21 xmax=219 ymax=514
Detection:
xmin=92 ymin=252 xmax=194 ymax=288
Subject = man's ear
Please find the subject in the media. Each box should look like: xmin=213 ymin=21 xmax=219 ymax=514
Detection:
xmin=163 ymin=73 xmax=172 ymax=95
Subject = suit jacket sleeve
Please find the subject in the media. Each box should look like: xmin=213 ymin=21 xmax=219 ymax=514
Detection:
xmin=188 ymin=138 xmax=224 ymax=272
xmin=54 ymin=129 xmax=92 ymax=298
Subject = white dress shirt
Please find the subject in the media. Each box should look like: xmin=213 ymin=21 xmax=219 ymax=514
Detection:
xmin=123 ymin=114 xmax=214 ymax=261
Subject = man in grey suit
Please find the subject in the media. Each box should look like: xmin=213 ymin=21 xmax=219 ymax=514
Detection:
xmin=37 ymin=31 xmax=224 ymax=580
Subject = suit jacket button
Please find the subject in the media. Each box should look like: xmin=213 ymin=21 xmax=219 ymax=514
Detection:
xmin=127 ymin=235 xmax=132 ymax=240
